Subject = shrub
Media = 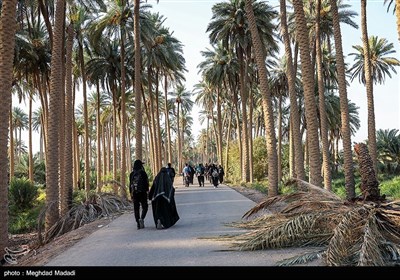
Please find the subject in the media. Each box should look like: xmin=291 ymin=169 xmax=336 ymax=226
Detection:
xmin=9 ymin=205 xmax=43 ymax=234
xmin=379 ymin=176 xmax=400 ymax=199
xmin=9 ymin=177 xmax=38 ymax=210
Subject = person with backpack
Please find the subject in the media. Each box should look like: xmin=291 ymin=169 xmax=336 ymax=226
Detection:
xmin=129 ymin=159 xmax=150 ymax=230
xmin=195 ymin=163 xmax=205 ymax=187
xmin=149 ymin=167 xmax=180 ymax=229
xmin=210 ymin=163 xmax=219 ymax=188
xmin=166 ymin=163 xmax=176 ymax=184
xmin=182 ymin=163 xmax=191 ymax=187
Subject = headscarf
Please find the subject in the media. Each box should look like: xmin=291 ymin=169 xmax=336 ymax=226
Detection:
xmin=133 ymin=159 xmax=144 ymax=171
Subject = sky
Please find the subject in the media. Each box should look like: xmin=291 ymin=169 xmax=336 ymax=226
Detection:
xmin=21 ymin=0 xmax=400 ymax=153
xmin=147 ymin=0 xmax=400 ymax=144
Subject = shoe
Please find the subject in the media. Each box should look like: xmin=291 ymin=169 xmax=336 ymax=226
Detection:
xmin=139 ymin=219 xmax=144 ymax=229
xmin=137 ymin=222 xmax=141 ymax=229
xmin=156 ymin=219 xmax=163 ymax=229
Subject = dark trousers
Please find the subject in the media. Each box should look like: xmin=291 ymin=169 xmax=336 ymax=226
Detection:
xmin=197 ymin=175 xmax=205 ymax=186
xmin=132 ymin=191 xmax=148 ymax=223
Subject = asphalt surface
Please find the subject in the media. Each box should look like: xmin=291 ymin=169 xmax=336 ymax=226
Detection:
xmin=45 ymin=178 xmax=310 ymax=267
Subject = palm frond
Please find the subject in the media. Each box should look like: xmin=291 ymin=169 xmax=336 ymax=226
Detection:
xmin=232 ymin=213 xmax=333 ymax=251
xmin=276 ymin=249 xmax=325 ymax=266
xmin=242 ymin=191 xmax=308 ymax=219
xmin=358 ymin=212 xmax=385 ymax=266
xmin=325 ymin=207 xmax=367 ymax=266
xmin=211 ymin=145 xmax=400 ymax=266
xmin=42 ymin=193 xmax=133 ymax=244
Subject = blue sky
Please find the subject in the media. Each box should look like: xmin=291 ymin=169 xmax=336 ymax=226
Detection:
xmin=148 ymin=0 xmax=400 ymax=144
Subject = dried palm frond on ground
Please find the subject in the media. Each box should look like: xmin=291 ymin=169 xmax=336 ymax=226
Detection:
xmin=216 ymin=143 xmax=400 ymax=266
xmin=38 ymin=193 xmax=133 ymax=245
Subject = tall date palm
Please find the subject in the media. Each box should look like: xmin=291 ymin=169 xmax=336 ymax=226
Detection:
xmin=292 ymin=0 xmax=322 ymax=186
xmin=0 ymin=0 xmax=18 ymax=256
xmin=329 ymin=0 xmax=355 ymax=199
xmin=244 ymin=0 xmax=278 ymax=196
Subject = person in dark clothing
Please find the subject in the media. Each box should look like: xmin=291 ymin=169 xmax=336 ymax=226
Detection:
xmin=218 ymin=164 xmax=225 ymax=184
xmin=210 ymin=164 xmax=219 ymax=188
xmin=166 ymin=163 xmax=176 ymax=184
xmin=188 ymin=164 xmax=195 ymax=185
xmin=149 ymin=167 xmax=180 ymax=229
xmin=196 ymin=163 xmax=205 ymax=187
xmin=129 ymin=159 xmax=150 ymax=229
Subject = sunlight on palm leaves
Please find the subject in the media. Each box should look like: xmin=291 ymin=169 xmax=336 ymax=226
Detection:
xmin=38 ymin=193 xmax=133 ymax=245
xmin=215 ymin=143 xmax=400 ymax=266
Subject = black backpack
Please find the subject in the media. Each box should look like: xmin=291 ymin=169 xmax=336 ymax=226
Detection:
xmin=130 ymin=170 xmax=141 ymax=193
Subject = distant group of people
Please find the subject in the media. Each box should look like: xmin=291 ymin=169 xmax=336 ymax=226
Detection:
xmin=182 ymin=162 xmax=225 ymax=188
xmin=128 ymin=160 xmax=225 ymax=231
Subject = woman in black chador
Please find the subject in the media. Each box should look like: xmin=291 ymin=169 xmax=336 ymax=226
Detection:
xmin=149 ymin=167 xmax=180 ymax=229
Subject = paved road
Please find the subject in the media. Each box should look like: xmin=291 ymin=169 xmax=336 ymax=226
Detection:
xmin=46 ymin=178 xmax=308 ymax=267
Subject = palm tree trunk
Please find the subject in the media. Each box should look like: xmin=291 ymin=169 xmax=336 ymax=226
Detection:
xmin=396 ymin=0 xmax=400 ymax=41
xmin=46 ymin=0 xmax=65 ymax=230
xmin=277 ymin=93 xmax=283 ymax=183
xmin=28 ymin=96 xmax=34 ymax=182
xmin=280 ymin=0 xmax=305 ymax=180
xmin=329 ymin=0 xmax=355 ymax=199
xmin=9 ymin=103 xmax=14 ymax=178
xmin=292 ymin=0 xmax=322 ymax=187
xmin=96 ymin=82 xmax=102 ymax=192
xmin=102 ymin=124 xmax=107 ymax=181
xmin=316 ymin=0 xmax=332 ymax=190
xmin=361 ymin=0 xmax=377 ymax=175
xmin=134 ymin=0 xmax=143 ymax=161
xmin=164 ymin=76 xmax=172 ymax=164
xmin=112 ymin=105 xmax=118 ymax=194
xmin=245 ymin=0 xmax=278 ymax=196
xmin=217 ymin=88 xmax=223 ymax=164
xmin=225 ymin=106 xmax=234 ymax=178
xmin=73 ymin=120 xmax=79 ymax=190
xmin=176 ymin=103 xmax=182 ymax=171
xmin=0 ymin=0 xmax=18 ymax=255
xmin=120 ymin=33 xmax=127 ymax=197
xmin=79 ymin=40 xmax=90 ymax=199
xmin=237 ymin=49 xmax=249 ymax=182
xmin=59 ymin=39 xmax=66 ymax=217
xmin=248 ymin=86 xmax=254 ymax=183
xmin=155 ymin=70 xmax=163 ymax=169
xmin=61 ymin=24 xmax=74 ymax=216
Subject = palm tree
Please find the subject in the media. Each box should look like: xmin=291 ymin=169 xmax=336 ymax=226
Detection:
xmin=244 ymin=0 xmax=278 ymax=196
xmin=315 ymin=0 xmax=331 ymax=190
xmin=207 ymin=0 xmax=278 ymax=183
xmin=12 ymin=106 xmax=28 ymax=160
xmin=88 ymin=1 xmax=133 ymax=196
xmin=329 ymin=0 xmax=355 ymax=199
xmin=60 ymin=23 xmax=74 ymax=216
xmin=360 ymin=0 xmax=377 ymax=175
xmin=376 ymin=128 xmax=400 ymax=173
xmin=0 ymin=0 xmax=18 ymax=257
xmin=292 ymin=0 xmax=322 ymax=186
xmin=198 ymin=43 xmax=230 ymax=164
xmin=171 ymin=85 xmax=193 ymax=172
xmin=384 ymin=0 xmax=400 ymax=41
xmin=46 ymin=0 xmax=66 ymax=230
xmin=279 ymin=0 xmax=305 ymax=181
xmin=134 ymin=0 xmax=143 ymax=161
xmin=349 ymin=36 xmax=400 ymax=85
xmin=349 ymin=33 xmax=400 ymax=175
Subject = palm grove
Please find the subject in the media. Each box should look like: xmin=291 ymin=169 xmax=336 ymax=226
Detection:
xmin=1 ymin=0 xmax=400 ymax=259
